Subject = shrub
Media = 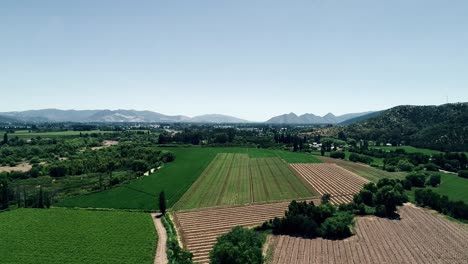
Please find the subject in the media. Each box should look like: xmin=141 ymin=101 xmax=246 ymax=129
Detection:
xmin=330 ymin=151 xmax=345 ymax=159
xmin=458 ymin=170 xmax=468 ymax=179
xmin=406 ymin=173 xmax=427 ymax=187
xmin=427 ymin=174 xmax=441 ymax=187
xmin=397 ymin=159 xmax=414 ymax=172
xmin=210 ymin=226 xmax=264 ymax=264
xmin=425 ymin=163 xmax=439 ymax=171
xmin=320 ymin=212 xmax=354 ymax=239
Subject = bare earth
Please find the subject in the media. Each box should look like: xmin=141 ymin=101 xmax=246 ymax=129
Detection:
xmin=174 ymin=201 xmax=316 ymax=264
xmin=271 ymin=205 xmax=468 ymax=264
xmin=290 ymin=163 xmax=369 ymax=204
xmin=151 ymin=213 xmax=168 ymax=264
xmin=91 ymin=140 xmax=119 ymax=150
xmin=0 ymin=163 xmax=32 ymax=172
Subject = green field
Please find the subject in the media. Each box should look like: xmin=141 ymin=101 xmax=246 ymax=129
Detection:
xmin=371 ymin=146 xmax=442 ymax=155
xmin=6 ymin=130 xmax=115 ymax=138
xmin=0 ymin=208 xmax=156 ymax=264
xmin=174 ymin=153 xmax=315 ymax=210
xmin=57 ymin=147 xmax=320 ymax=210
xmin=406 ymin=172 xmax=468 ymax=203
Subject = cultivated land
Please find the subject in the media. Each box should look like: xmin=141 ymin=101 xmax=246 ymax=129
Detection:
xmin=174 ymin=153 xmax=315 ymax=210
xmin=290 ymin=163 xmax=369 ymax=204
xmin=371 ymin=145 xmax=442 ymax=155
xmin=318 ymin=155 xmax=407 ymax=181
xmin=0 ymin=208 xmax=157 ymax=264
xmin=174 ymin=200 xmax=318 ymax=264
xmin=6 ymin=130 xmax=115 ymax=138
xmin=271 ymin=205 xmax=468 ymax=264
xmin=57 ymin=148 xmax=320 ymax=210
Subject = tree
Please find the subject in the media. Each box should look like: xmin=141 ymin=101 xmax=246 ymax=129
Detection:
xmin=320 ymin=211 xmax=354 ymax=239
xmin=2 ymin=133 xmax=7 ymax=145
xmin=210 ymin=226 xmax=263 ymax=264
xmin=321 ymin=193 xmax=331 ymax=204
xmin=0 ymin=180 xmax=9 ymax=209
xmin=159 ymin=191 xmax=166 ymax=215
xmin=427 ymin=174 xmax=441 ymax=187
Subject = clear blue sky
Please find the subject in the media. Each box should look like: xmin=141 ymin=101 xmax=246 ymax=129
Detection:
xmin=1 ymin=0 xmax=467 ymax=121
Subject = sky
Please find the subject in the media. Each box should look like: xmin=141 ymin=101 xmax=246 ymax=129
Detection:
xmin=1 ymin=1 xmax=467 ymax=121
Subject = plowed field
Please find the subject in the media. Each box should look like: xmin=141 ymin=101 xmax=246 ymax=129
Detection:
xmin=271 ymin=205 xmax=468 ymax=264
xmin=290 ymin=163 xmax=369 ymax=204
xmin=174 ymin=200 xmax=319 ymax=263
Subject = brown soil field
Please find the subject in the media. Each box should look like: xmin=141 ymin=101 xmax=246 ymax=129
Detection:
xmin=318 ymin=156 xmax=407 ymax=181
xmin=290 ymin=163 xmax=369 ymax=204
xmin=271 ymin=204 xmax=468 ymax=264
xmin=174 ymin=200 xmax=319 ymax=264
xmin=0 ymin=163 xmax=32 ymax=172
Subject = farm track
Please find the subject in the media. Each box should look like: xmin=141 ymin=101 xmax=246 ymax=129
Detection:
xmin=174 ymin=200 xmax=319 ymax=264
xmin=290 ymin=163 xmax=369 ymax=204
xmin=271 ymin=205 xmax=468 ymax=264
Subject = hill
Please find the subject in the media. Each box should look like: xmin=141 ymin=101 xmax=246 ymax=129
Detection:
xmin=338 ymin=111 xmax=384 ymax=125
xmin=266 ymin=111 xmax=375 ymax=124
xmin=345 ymin=103 xmax=468 ymax=151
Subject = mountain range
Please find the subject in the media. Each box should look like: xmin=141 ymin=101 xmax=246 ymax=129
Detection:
xmin=0 ymin=109 xmax=376 ymax=124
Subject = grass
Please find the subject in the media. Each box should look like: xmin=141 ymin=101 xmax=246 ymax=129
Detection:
xmin=371 ymin=146 xmax=442 ymax=156
xmin=406 ymin=172 xmax=468 ymax=203
xmin=56 ymin=148 xmax=218 ymax=210
xmin=317 ymin=156 xmax=407 ymax=182
xmin=57 ymin=147 xmax=319 ymax=210
xmin=174 ymin=153 xmax=315 ymax=210
xmin=6 ymin=130 xmax=115 ymax=138
xmin=0 ymin=208 xmax=156 ymax=264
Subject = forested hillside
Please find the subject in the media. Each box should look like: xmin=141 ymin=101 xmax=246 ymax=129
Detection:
xmin=345 ymin=103 xmax=468 ymax=151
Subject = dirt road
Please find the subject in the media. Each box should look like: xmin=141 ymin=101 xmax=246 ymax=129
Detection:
xmin=151 ymin=213 xmax=168 ymax=264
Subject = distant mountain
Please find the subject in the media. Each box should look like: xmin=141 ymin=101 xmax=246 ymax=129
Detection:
xmin=345 ymin=103 xmax=468 ymax=151
xmin=190 ymin=114 xmax=250 ymax=123
xmin=266 ymin=111 xmax=375 ymax=124
xmin=0 ymin=109 xmax=248 ymax=123
xmin=338 ymin=111 xmax=384 ymax=125
xmin=0 ymin=115 xmax=20 ymax=123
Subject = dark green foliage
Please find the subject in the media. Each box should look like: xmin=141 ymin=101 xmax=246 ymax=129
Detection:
xmin=2 ymin=133 xmax=7 ymax=145
xmin=406 ymin=172 xmax=427 ymax=187
xmin=321 ymin=193 xmax=331 ymax=204
xmin=320 ymin=212 xmax=354 ymax=239
xmin=353 ymin=179 xmax=407 ymax=218
xmin=0 ymin=179 xmax=9 ymax=209
xmin=345 ymin=103 xmax=468 ymax=152
xmin=415 ymin=189 xmax=468 ymax=220
xmin=159 ymin=191 xmax=166 ymax=215
xmin=349 ymin=153 xmax=373 ymax=164
xmin=210 ymin=226 xmax=264 ymax=264
xmin=261 ymin=200 xmax=353 ymax=240
xmin=425 ymin=163 xmax=439 ymax=171
xmin=459 ymin=170 xmax=468 ymax=179
xmin=427 ymin=174 xmax=441 ymax=187
xmin=330 ymin=151 xmax=345 ymax=159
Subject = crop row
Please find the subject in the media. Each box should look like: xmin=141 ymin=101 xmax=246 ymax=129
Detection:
xmin=271 ymin=205 xmax=468 ymax=264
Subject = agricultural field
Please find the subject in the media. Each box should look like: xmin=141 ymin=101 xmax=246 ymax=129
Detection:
xmin=5 ymin=130 xmax=115 ymax=138
xmin=290 ymin=163 xmax=369 ymax=204
xmin=318 ymin=155 xmax=407 ymax=182
xmin=174 ymin=153 xmax=315 ymax=210
xmin=371 ymin=145 xmax=442 ymax=155
xmin=0 ymin=208 xmax=157 ymax=264
xmin=57 ymin=147 xmax=218 ymax=210
xmin=174 ymin=200 xmax=318 ymax=264
xmin=270 ymin=205 xmax=468 ymax=264
xmin=406 ymin=172 xmax=468 ymax=204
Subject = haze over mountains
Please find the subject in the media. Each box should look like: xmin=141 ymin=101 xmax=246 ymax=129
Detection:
xmin=0 ymin=109 xmax=374 ymax=124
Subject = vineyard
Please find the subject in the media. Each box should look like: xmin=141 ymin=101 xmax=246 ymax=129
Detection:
xmin=290 ymin=163 xmax=369 ymax=204
xmin=271 ymin=205 xmax=468 ymax=264
xmin=174 ymin=153 xmax=315 ymax=210
xmin=0 ymin=208 xmax=157 ymax=264
xmin=174 ymin=200 xmax=318 ymax=263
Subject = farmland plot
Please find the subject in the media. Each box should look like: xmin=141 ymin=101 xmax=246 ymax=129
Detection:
xmin=174 ymin=200 xmax=318 ymax=264
xmin=271 ymin=205 xmax=468 ymax=264
xmin=290 ymin=163 xmax=369 ymax=204
xmin=174 ymin=153 xmax=315 ymax=210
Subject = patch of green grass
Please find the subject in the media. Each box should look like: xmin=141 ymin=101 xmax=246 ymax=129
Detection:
xmin=174 ymin=153 xmax=315 ymax=210
xmin=406 ymin=172 xmax=468 ymax=203
xmin=371 ymin=146 xmax=442 ymax=156
xmin=0 ymin=208 xmax=156 ymax=264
